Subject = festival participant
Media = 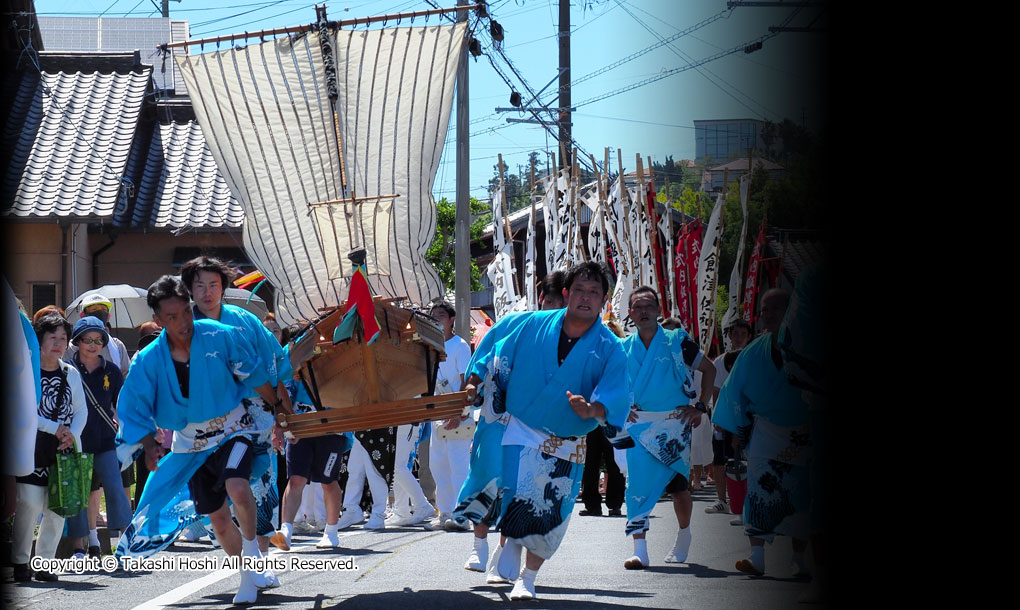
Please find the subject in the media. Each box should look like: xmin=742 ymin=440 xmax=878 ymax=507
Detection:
xmin=454 ymin=272 xmax=566 ymax=581
xmin=11 ymin=314 xmax=87 ymax=583
xmin=713 ymin=289 xmax=812 ymax=578
xmin=335 ymin=432 xmax=392 ymax=531
xmin=181 ymin=256 xmax=291 ymax=552
xmin=116 ymin=275 xmax=289 ymax=604
xmin=66 ymin=293 xmax=130 ymax=376
xmin=387 ymin=421 xmax=435 ymax=526
xmin=620 ymin=286 xmax=716 ymax=569
xmin=462 ymin=261 xmax=630 ymax=601
xmin=271 ymin=323 xmax=350 ymax=551
xmin=423 ymin=301 xmax=473 ymax=531
xmin=537 ymin=270 xmax=566 ymax=309
xmin=65 ymin=316 xmax=131 ymax=559
xmin=704 ymin=319 xmax=752 ymax=516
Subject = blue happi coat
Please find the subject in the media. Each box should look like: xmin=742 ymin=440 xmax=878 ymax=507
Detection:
xmin=712 ymin=333 xmax=811 ymax=541
xmin=199 ymin=303 xmax=287 ymax=391
xmin=117 ymin=318 xmax=269 ymax=445
xmin=479 ymin=309 xmax=630 ymax=437
xmin=621 ymin=325 xmax=703 ymax=536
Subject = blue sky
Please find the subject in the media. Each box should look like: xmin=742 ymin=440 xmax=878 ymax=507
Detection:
xmin=33 ymin=0 xmax=828 ymax=201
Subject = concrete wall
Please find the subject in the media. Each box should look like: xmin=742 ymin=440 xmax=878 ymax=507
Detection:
xmin=3 ymin=222 xmax=67 ymax=312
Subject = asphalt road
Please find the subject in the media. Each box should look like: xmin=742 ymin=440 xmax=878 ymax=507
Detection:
xmin=5 ymin=486 xmax=815 ymax=609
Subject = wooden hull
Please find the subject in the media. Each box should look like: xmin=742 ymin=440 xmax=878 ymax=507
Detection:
xmin=285 ymin=296 xmax=457 ymax=435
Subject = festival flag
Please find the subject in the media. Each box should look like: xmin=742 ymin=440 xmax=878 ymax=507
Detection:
xmin=657 ymin=199 xmax=679 ymax=318
xmin=696 ymin=193 xmax=725 ymax=351
xmin=553 ymin=168 xmax=574 ymax=270
xmin=542 ymin=175 xmax=559 ymax=274
xmin=524 ymin=196 xmax=538 ymax=310
xmin=487 ymin=243 xmax=518 ymax=320
xmin=675 ymin=219 xmax=703 ymax=334
xmin=334 ymin=261 xmax=381 ymax=345
xmin=721 ymin=174 xmax=750 ymax=348
xmin=743 ymin=217 xmax=768 ymax=324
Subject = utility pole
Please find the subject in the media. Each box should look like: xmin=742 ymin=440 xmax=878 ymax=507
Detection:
xmin=454 ymin=0 xmax=471 ymax=340
xmin=557 ymin=0 xmax=570 ymax=170
xmin=162 ymin=1 xmax=170 ymax=18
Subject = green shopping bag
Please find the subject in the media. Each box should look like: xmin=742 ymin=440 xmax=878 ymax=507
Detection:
xmin=47 ymin=440 xmax=94 ymax=518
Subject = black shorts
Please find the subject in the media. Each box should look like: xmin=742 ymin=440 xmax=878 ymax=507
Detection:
xmin=188 ymin=435 xmax=255 ymax=515
xmin=286 ymin=434 xmax=347 ymax=484
xmin=665 ymin=473 xmax=689 ymax=494
xmin=712 ymin=431 xmax=735 ymax=466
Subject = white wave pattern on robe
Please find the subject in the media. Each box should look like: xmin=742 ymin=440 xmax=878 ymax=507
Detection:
xmin=721 ymin=174 xmax=750 ymax=348
xmin=697 ymin=193 xmax=725 ymax=350
xmin=176 ymin=23 xmax=466 ymax=324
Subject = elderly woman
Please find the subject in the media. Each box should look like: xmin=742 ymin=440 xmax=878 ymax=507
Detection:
xmin=64 ymin=316 xmax=130 ymax=558
xmin=12 ymin=314 xmax=87 ymax=583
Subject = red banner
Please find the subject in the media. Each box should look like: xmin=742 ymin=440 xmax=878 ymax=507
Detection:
xmin=675 ymin=219 xmax=703 ymax=336
xmin=742 ymin=219 xmax=767 ymax=325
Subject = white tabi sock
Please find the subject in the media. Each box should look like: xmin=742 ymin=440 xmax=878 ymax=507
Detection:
xmin=497 ymin=539 xmax=522 ymax=581
xmin=465 ymin=536 xmax=488 ymax=572
xmin=485 ymin=544 xmax=506 ymax=583
xmin=88 ymin=528 xmax=101 ymax=547
xmin=749 ymin=546 xmax=765 ymax=572
xmin=665 ymin=526 xmax=692 ymax=563
xmin=281 ymin=522 xmax=293 ymax=539
xmin=510 ymin=567 xmax=538 ymax=600
xmin=234 ymin=541 xmax=259 ymax=606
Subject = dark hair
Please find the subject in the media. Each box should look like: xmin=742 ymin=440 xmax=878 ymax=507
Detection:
xmin=628 ymin=285 xmax=659 ymax=308
xmin=660 ymin=316 xmax=683 ymax=330
xmin=726 ymin=319 xmax=752 ymax=335
xmin=430 ymin=301 xmax=456 ymax=320
xmin=538 ymin=271 xmax=567 ymax=301
xmin=34 ymin=313 xmax=71 ymax=343
xmin=564 ymin=261 xmax=611 ymax=297
xmin=147 ymin=275 xmax=191 ymax=312
xmin=180 ymin=256 xmax=235 ymax=294
xmin=723 ymin=349 xmax=742 ymax=371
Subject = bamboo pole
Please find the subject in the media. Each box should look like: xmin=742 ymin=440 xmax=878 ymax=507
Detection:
xmin=161 ymin=4 xmax=481 ymax=50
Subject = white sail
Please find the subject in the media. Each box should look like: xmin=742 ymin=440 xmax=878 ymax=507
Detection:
xmin=176 ymin=23 xmax=466 ymax=324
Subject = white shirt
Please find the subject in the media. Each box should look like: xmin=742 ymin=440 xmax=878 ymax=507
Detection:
xmin=436 ymin=334 xmax=471 ymax=395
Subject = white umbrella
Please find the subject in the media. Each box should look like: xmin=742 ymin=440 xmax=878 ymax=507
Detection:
xmin=66 ymin=283 xmax=269 ymax=330
xmin=65 ymin=284 xmax=151 ymax=330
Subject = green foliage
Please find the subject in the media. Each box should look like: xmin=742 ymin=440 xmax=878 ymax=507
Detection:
xmin=427 ymin=196 xmax=489 ymax=292
xmin=715 ymin=284 xmax=729 ymax=334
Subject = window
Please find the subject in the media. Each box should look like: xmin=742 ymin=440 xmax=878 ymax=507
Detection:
xmin=31 ymin=283 xmax=58 ymax=315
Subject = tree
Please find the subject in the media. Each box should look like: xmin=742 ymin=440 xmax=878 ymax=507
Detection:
xmin=427 ymin=196 xmax=490 ymax=293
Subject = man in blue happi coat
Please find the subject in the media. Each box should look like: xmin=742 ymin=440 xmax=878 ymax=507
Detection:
xmin=455 ymin=272 xmax=565 ymax=581
xmin=713 ymin=289 xmax=812 ymax=579
xmin=182 ymin=256 xmax=293 ymax=552
xmin=117 ymin=275 xmax=291 ymax=605
xmin=461 ymin=261 xmax=631 ymax=601
xmin=620 ymin=286 xmax=716 ymax=569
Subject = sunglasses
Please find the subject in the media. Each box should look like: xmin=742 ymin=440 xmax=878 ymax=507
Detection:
xmin=78 ymin=337 xmax=104 ymax=346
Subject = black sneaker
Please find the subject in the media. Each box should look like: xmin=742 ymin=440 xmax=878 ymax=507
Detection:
xmin=578 ymin=509 xmax=603 ymax=516
xmin=13 ymin=564 xmax=32 ymax=582
xmin=34 ymin=569 xmax=58 ymax=582
xmin=88 ymin=545 xmax=102 ymax=558
xmin=608 ymin=508 xmax=623 ymax=516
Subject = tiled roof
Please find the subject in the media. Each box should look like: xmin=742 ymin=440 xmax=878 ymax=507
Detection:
xmin=121 ymin=121 xmax=243 ymax=229
xmin=770 ymin=235 xmax=825 ymax=284
xmin=2 ymin=66 xmax=151 ymax=219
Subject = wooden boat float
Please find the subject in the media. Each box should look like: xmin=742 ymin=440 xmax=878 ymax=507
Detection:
xmin=278 ymin=294 xmax=469 ymax=439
